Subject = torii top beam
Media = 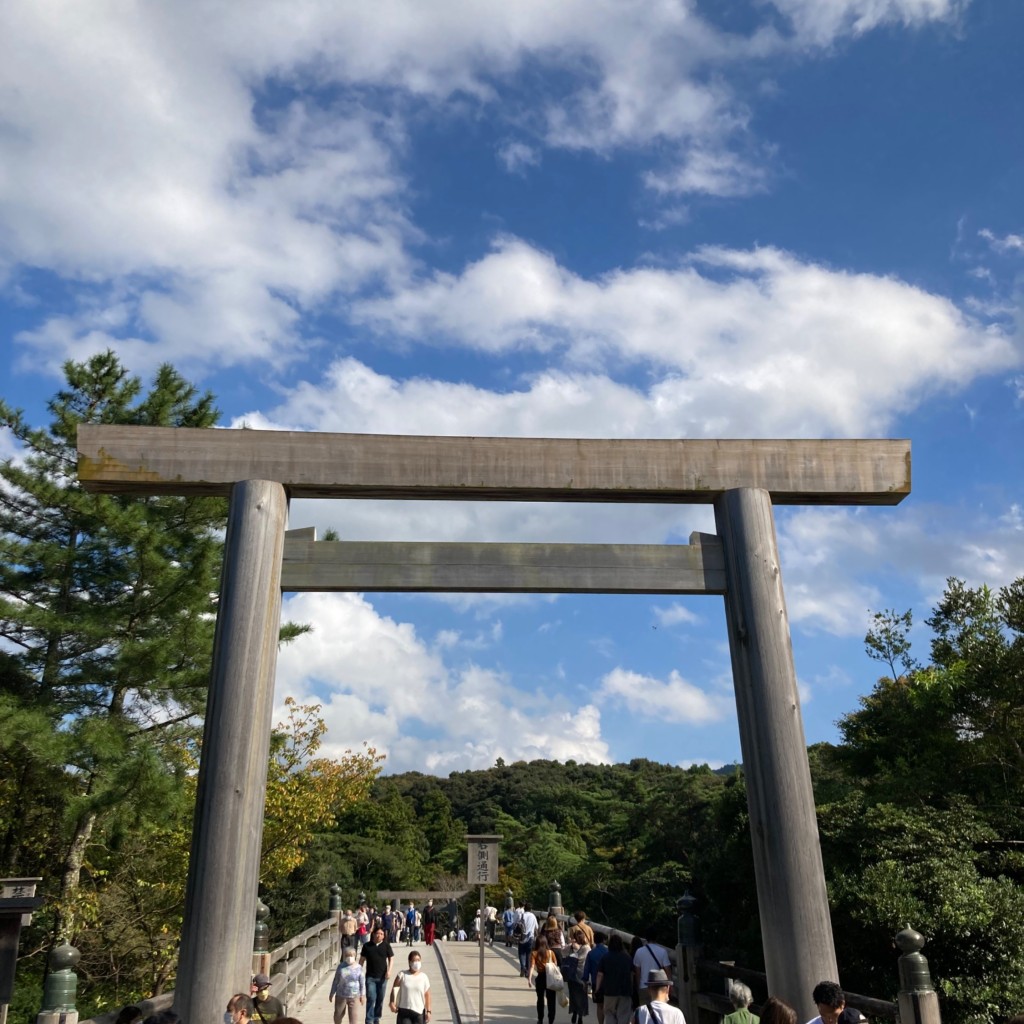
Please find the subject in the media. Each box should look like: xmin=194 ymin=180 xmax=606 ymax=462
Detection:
xmin=78 ymin=426 xmax=910 ymax=505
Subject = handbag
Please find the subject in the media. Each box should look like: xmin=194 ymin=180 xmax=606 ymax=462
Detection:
xmin=545 ymin=961 xmax=565 ymax=991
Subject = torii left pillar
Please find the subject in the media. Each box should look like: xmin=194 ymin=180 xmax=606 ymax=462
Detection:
xmin=175 ymin=481 xmax=288 ymax=1024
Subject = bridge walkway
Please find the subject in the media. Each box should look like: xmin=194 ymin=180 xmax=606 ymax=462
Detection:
xmin=300 ymin=938 xmax=544 ymax=1024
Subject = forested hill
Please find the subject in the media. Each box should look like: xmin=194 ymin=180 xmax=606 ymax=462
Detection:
xmin=318 ymin=578 xmax=1024 ymax=1024
xmin=394 ymin=756 xmax=738 ymax=834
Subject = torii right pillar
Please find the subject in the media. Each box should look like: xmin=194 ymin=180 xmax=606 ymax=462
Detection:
xmin=716 ymin=487 xmax=837 ymax=1020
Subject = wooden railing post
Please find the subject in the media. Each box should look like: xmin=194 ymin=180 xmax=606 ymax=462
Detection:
xmin=36 ymin=944 xmax=80 ymax=1024
xmin=676 ymin=893 xmax=702 ymax=1024
xmin=897 ymin=928 xmax=941 ymax=1024
xmin=252 ymin=899 xmax=271 ymax=982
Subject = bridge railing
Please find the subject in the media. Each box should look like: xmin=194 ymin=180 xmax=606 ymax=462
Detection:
xmin=552 ymin=896 xmax=900 ymax=1023
xmin=77 ymin=917 xmax=338 ymax=1024
xmin=267 ymin=917 xmax=339 ymax=1014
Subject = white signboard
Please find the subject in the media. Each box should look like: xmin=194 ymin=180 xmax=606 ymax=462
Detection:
xmin=466 ymin=836 xmax=500 ymax=886
xmin=0 ymin=879 xmax=39 ymax=899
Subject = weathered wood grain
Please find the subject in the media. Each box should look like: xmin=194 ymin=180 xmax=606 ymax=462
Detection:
xmin=175 ymin=481 xmax=288 ymax=1024
xmin=78 ymin=425 xmax=911 ymax=504
xmin=280 ymin=533 xmax=726 ymax=594
xmin=714 ymin=486 xmax=838 ymax=1020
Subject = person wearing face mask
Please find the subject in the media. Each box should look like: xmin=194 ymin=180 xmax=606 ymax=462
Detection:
xmin=251 ymin=975 xmax=284 ymax=1022
xmin=388 ymin=951 xmax=432 ymax=1024
xmin=226 ymin=994 xmax=254 ymax=1024
xmin=329 ymin=947 xmax=365 ymax=1024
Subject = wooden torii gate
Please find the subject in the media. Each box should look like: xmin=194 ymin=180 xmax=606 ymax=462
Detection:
xmin=77 ymin=427 xmax=910 ymax=1024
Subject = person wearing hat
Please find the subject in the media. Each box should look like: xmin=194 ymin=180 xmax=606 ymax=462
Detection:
xmin=632 ymin=970 xmax=685 ymax=1024
xmin=251 ymin=975 xmax=284 ymax=1023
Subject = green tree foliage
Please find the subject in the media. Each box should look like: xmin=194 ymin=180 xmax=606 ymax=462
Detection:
xmin=0 ymin=353 xmax=225 ymax=943
xmin=0 ymin=357 xmax=380 ymax=1018
xmin=864 ymin=608 xmax=917 ymax=680
xmin=821 ymin=575 xmax=1024 ymax=1022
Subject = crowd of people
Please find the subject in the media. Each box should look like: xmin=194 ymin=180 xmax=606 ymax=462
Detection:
xmin=339 ymin=901 xmax=442 ymax=952
xmin=115 ymin=902 xmax=1024 ymax=1024
xmin=502 ymin=903 xmax=908 ymax=1024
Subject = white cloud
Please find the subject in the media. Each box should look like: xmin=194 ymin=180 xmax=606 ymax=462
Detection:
xmin=2 ymin=1 xmax=975 ymax=375
xmin=497 ymin=141 xmax=541 ymax=175
xmin=346 ymin=239 xmax=1017 ymax=437
xmin=598 ymin=666 xmax=731 ymax=724
xmin=653 ymin=603 xmax=702 ymax=628
xmin=775 ymin=503 xmax=1024 ymax=638
xmin=768 ymin=0 xmax=965 ymax=46
xmin=0 ymin=427 xmax=22 ymax=463
xmin=435 ymin=629 xmax=461 ymax=649
xmin=644 ymin=146 xmax=771 ymax=198
xmin=273 ymin=590 xmax=610 ymax=772
xmin=979 ymin=229 xmax=1024 ymax=256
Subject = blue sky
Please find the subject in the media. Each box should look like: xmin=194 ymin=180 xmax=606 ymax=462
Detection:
xmin=1 ymin=0 xmax=1022 ymax=774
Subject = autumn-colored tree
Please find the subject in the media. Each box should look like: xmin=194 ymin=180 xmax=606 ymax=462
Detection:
xmin=261 ymin=698 xmax=384 ymax=886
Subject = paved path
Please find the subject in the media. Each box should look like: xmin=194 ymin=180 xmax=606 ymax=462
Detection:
xmin=437 ymin=937 xmax=548 ymax=1024
xmin=296 ymin=940 xmax=550 ymax=1024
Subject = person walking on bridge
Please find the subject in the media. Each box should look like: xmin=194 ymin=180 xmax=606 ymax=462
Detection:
xmin=226 ymin=994 xmax=254 ymax=1024
xmin=518 ymin=901 xmax=539 ymax=977
xmin=503 ymin=904 xmax=517 ymax=947
xmin=360 ymin=925 xmax=394 ymax=1024
xmin=583 ymin=932 xmax=609 ymax=1024
xmin=422 ymin=899 xmax=438 ymax=945
xmin=632 ymin=930 xmax=672 ymax=1007
xmin=596 ymin=934 xmax=633 ymax=1024
xmin=329 ymin=947 xmax=365 ymax=1024
xmin=528 ymin=934 xmax=561 ymax=1024
xmin=722 ymin=982 xmax=758 ymax=1024
xmin=564 ymin=927 xmax=591 ymax=1024
xmin=572 ymin=911 xmax=596 ymax=948
xmin=634 ymin=970 xmax=684 ymax=1024
xmin=389 ymin=949 xmax=432 ymax=1024
xmin=541 ymin=914 xmax=566 ymax=965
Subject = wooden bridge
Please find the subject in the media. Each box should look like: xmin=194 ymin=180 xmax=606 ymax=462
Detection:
xmin=77 ymin=904 xmax=932 ymax=1024
xmin=81 ymin=927 xmax=555 ymax=1024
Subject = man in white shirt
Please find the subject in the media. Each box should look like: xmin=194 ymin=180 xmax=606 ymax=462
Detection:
xmin=518 ymin=901 xmax=539 ymax=977
xmin=635 ymin=970 xmax=685 ymax=1024
xmin=632 ymin=930 xmax=673 ymax=1006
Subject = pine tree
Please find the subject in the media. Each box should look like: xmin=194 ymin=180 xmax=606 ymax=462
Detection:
xmin=0 ymin=351 xmax=225 ymax=940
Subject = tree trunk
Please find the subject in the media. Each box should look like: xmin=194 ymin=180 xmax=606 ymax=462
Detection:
xmin=55 ymin=808 xmax=98 ymax=941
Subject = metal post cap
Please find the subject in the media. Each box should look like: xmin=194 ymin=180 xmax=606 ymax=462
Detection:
xmin=895 ymin=927 xmax=925 ymax=954
xmin=49 ymin=944 xmax=81 ymax=971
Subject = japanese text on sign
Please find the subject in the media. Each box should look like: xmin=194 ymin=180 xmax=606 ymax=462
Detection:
xmin=467 ymin=841 xmax=498 ymax=885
